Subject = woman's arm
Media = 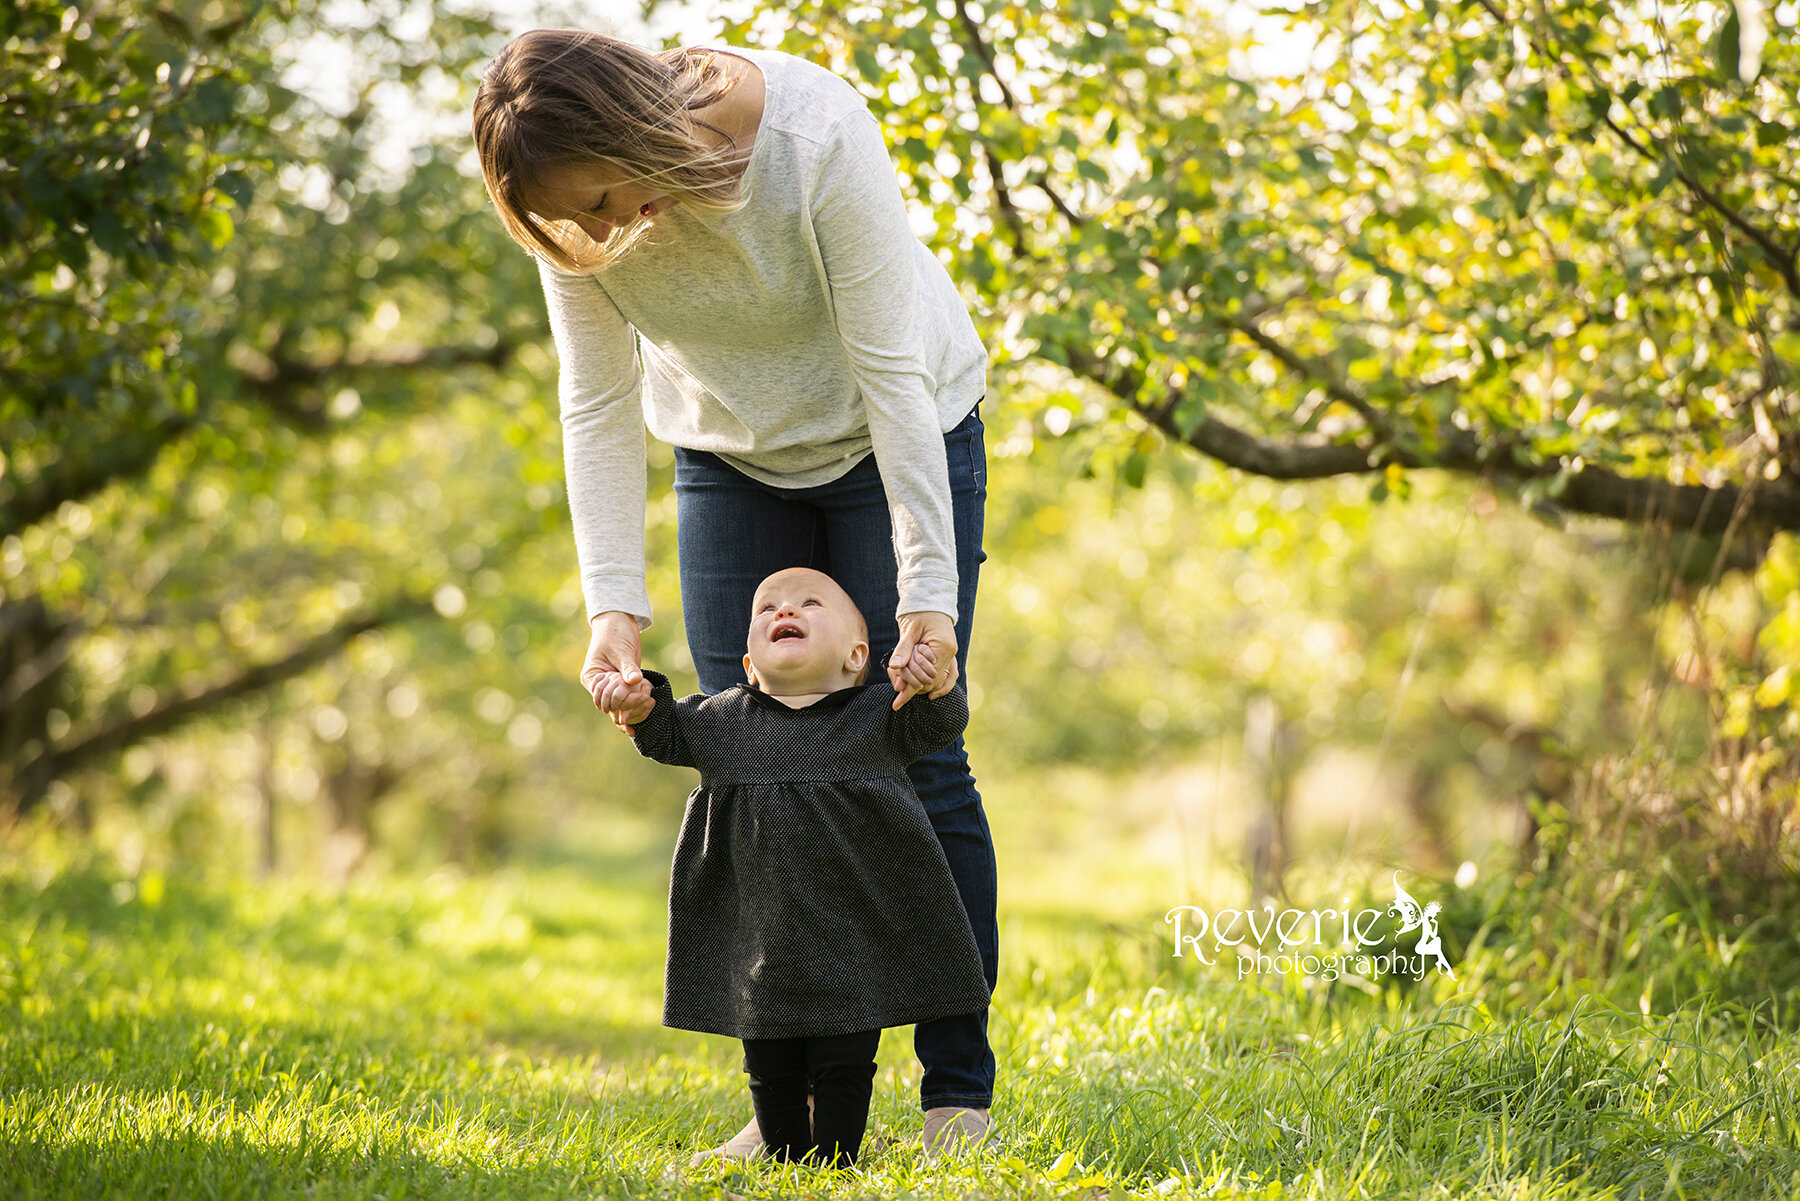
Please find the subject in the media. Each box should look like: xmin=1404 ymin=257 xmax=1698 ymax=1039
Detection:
xmin=809 ymin=111 xmax=967 ymax=700
xmin=538 ymin=259 xmax=654 ymax=630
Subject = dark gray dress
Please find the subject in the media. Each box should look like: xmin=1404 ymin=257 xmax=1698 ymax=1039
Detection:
xmin=631 ymin=669 xmax=991 ymax=1041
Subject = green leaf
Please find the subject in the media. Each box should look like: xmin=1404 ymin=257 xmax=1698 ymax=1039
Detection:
xmin=1122 ymin=452 xmax=1147 ymax=488
xmin=1397 ymin=204 xmax=1431 ymax=233
xmin=191 ymin=77 xmax=237 ymax=124
xmin=1713 ymin=5 xmax=1743 ymax=82
xmin=214 ymin=169 xmax=255 ymax=209
xmin=1511 ymin=178 xmax=1534 ymax=217
xmin=88 ymin=209 xmax=131 ymax=256
xmin=1772 ymin=330 xmax=1800 ymax=364
xmin=195 ymin=208 xmax=235 ymax=249
xmin=1754 ymin=665 xmax=1791 ymax=709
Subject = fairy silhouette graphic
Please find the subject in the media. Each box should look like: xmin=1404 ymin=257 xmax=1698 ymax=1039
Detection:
xmin=1390 ymin=872 xmax=1456 ymax=979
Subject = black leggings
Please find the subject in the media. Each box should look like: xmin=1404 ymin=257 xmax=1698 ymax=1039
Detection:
xmin=742 ymin=1028 xmax=881 ymax=1168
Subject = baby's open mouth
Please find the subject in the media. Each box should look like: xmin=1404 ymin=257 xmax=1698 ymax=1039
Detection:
xmin=771 ymin=622 xmax=805 ymax=642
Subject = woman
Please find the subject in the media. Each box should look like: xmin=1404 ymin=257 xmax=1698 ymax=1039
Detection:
xmin=471 ymin=30 xmax=998 ymax=1161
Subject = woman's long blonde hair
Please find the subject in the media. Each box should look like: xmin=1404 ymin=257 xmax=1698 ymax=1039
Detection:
xmin=472 ymin=30 xmax=750 ymax=272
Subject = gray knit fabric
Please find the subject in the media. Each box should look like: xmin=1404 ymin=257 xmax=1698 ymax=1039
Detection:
xmin=631 ymin=669 xmax=991 ymax=1040
xmin=538 ymin=44 xmax=988 ymax=632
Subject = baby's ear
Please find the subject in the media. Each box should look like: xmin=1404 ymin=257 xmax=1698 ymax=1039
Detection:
xmin=742 ymin=651 xmax=758 ymax=687
xmin=845 ymin=639 xmax=869 ymax=673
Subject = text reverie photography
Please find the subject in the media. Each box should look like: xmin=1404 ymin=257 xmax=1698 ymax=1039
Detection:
xmin=1165 ymin=873 xmax=1457 ymax=981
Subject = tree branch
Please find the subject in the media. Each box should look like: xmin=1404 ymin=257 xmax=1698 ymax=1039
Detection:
xmin=0 ymin=619 xmax=81 ymax=710
xmin=0 ymin=411 xmax=197 ymax=539
xmin=953 ymin=1 xmax=1087 ymax=228
xmin=36 ymin=596 xmax=433 ymax=781
xmin=254 ymin=338 xmax=521 ymax=390
xmin=1 ymin=338 xmax=524 ymax=537
xmin=240 ymin=339 xmax=524 ymax=428
xmin=954 ymin=2 xmax=1017 ymax=108
xmin=980 ymin=140 xmax=1034 ymax=258
xmin=1057 ymin=338 xmax=1800 ymax=536
xmin=1227 ymin=313 xmax=1396 ymax=441
xmin=1471 ymin=0 xmax=1800 ymax=302
xmin=1608 ymin=113 xmax=1800 ymax=302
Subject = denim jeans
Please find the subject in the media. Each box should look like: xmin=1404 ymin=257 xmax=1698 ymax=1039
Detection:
xmin=672 ymin=400 xmax=997 ymax=1112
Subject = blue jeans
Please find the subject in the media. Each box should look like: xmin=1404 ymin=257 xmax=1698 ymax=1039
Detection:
xmin=672 ymin=401 xmax=997 ymax=1112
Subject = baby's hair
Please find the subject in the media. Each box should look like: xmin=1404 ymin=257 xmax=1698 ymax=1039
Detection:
xmin=472 ymin=29 xmax=752 ymax=272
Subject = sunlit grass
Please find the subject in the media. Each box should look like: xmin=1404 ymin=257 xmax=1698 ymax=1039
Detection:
xmin=3 ymin=773 xmax=1799 ymax=1200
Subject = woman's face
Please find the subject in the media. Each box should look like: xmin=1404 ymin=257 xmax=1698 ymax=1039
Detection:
xmin=523 ymin=161 xmax=675 ymax=245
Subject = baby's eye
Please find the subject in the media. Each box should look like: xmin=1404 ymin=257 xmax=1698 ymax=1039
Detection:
xmin=803 ymin=599 xmax=820 ymax=607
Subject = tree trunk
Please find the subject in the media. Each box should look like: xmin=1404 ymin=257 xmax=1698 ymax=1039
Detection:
xmin=1244 ymin=692 xmax=1299 ymax=904
xmin=256 ymin=717 xmax=279 ymax=877
xmin=319 ymin=743 xmax=397 ymax=879
xmin=0 ymin=594 xmax=74 ymax=822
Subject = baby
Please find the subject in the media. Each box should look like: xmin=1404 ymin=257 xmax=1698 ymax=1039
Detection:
xmin=608 ymin=567 xmax=989 ymax=1169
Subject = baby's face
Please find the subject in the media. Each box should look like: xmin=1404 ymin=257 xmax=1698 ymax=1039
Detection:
xmin=743 ymin=569 xmax=869 ymax=695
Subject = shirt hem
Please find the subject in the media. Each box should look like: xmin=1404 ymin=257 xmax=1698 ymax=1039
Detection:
xmin=691 ymin=368 xmax=987 ymax=492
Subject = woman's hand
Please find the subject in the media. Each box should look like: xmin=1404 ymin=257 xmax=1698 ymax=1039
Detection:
xmin=583 ymin=611 xmax=654 ymax=734
xmin=889 ymin=610 xmax=958 ymax=711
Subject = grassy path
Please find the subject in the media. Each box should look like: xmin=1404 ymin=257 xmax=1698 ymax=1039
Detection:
xmin=3 ymin=789 xmax=1798 ymax=1199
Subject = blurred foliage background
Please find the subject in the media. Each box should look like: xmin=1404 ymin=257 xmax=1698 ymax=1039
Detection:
xmin=3 ymin=0 xmax=1799 ymax=1009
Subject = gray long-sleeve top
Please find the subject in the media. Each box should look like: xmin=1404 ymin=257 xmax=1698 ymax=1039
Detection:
xmin=538 ymin=45 xmax=989 ymax=630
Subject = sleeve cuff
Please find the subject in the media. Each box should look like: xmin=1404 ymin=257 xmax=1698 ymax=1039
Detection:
xmin=896 ymin=574 xmax=960 ymax=626
xmin=584 ymin=572 xmax=653 ymax=631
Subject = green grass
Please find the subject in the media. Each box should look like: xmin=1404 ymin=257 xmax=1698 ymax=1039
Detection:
xmin=3 ymin=787 xmax=1799 ymax=1200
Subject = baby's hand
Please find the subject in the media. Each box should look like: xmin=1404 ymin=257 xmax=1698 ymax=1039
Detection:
xmin=595 ymin=670 xmax=655 ymax=735
xmin=887 ymin=642 xmax=937 ymax=703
